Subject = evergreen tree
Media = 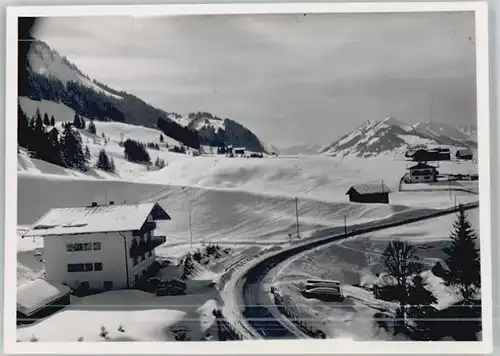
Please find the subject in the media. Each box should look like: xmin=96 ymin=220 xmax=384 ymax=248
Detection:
xmin=96 ymin=149 xmax=114 ymax=172
xmin=73 ymin=113 xmax=82 ymax=129
xmin=18 ymin=105 xmax=32 ymax=149
xmin=110 ymin=157 xmax=116 ymax=172
xmin=88 ymin=120 xmax=97 ymax=135
xmin=50 ymin=115 xmax=55 ymax=126
xmin=35 ymin=107 xmax=42 ymax=123
xmin=81 ymin=118 xmax=86 ymax=130
xmin=123 ymin=139 xmax=151 ymax=164
xmin=160 ymin=134 xmax=164 ymax=143
xmin=406 ymin=275 xmax=438 ymax=340
xmin=85 ymin=145 xmax=91 ymax=162
xmin=43 ymin=113 xmax=50 ymax=126
xmin=442 ymin=206 xmax=481 ymax=303
xmin=61 ymin=125 xmax=87 ymax=171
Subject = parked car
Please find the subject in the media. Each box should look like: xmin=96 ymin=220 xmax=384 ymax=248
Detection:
xmin=305 ymin=279 xmax=341 ymax=289
xmin=302 ymin=286 xmax=344 ymax=302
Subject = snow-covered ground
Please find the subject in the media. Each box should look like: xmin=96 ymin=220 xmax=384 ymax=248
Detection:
xmin=17 ymin=289 xmax=220 ymax=342
xmin=15 ymin=100 xmax=480 ymax=342
xmin=269 ymin=208 xmax=479 ymax=340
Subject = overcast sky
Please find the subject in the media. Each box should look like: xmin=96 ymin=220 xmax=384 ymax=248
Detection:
xmin=33 ymin=12 xmax=476 ymax=148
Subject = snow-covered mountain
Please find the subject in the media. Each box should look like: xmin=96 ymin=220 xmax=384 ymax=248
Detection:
xmin=28 ymin=40 xmax=122 ymax=100
xmin=21 ymin=39 xmax=270 ymax=152
xmin=321 ymin=116 xmax=477 ymax=158
xmin=279 ymin=143 xmax=322 ymax=155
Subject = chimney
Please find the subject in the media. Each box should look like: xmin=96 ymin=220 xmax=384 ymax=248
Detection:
xmin=91 ymin=202 xmax=98 ymax=207
xmin=109 ymin=201 xmax=114 ymax=205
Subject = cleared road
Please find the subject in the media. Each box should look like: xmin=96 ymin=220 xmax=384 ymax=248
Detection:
xmin=237 ymin=202 xmax=479 ymax=339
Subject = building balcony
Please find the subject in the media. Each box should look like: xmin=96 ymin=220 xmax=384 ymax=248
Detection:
xmin=129 ymin=236 xmax=166 ymax=258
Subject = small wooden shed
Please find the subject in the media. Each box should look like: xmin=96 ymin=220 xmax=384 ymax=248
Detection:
xmin=346 ymin=183 xmax=391 ymax=204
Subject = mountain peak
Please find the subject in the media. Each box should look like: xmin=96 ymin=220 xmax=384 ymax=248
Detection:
xmin=321 ymin=117 xmax=477 ymax=158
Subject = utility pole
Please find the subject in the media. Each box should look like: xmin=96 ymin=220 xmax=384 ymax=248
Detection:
xmin=295 ymin=196 xmax=300 ymax=239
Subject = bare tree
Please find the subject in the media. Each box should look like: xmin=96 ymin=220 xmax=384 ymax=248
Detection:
xmin=382 ymin=240 xmax=423 ymax=332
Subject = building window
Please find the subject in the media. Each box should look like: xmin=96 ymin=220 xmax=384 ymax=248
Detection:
xmin=66 ymin=243 xmax=94 ymax=252
xmin=68 ymin=263 xmax=85 ymax=272
xmin=84 ymin=263 xmax=94 ymax=271
xmin=68 ymin=262 xmax=99 ymax=272
xmin=93 ymin=242 xmax=101 ymax=250
xmin=103 ymin=281 xmax=113 ymax=290
xmin=94 ymin=262 xmax=103 ymax=271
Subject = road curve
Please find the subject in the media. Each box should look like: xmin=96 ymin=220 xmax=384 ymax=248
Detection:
xmin=236 ymin=202 xmax=479 ymax=339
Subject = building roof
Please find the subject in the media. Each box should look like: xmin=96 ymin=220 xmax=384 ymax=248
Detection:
xmin=233 ymin=147 xmax=246 ymax=151
xmin=22 ymin=202 xmax=170 ymax=237
xmin=17 ymin=279 xmax=71 ymax=316
xmin=407 ymin=162 xmax=438 ymax=170
xmin=346 ymin=183 xmax=391 ymax=195
xmin=457 ymin=149 xmax=473 ymax=155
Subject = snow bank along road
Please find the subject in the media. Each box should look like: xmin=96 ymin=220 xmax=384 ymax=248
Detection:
xmin=233 ymin=201 xmax=479 ymax=339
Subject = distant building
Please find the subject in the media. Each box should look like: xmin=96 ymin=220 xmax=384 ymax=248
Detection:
xmin=22 ymin=202 xmax=170 ymax=292
xmin=346 ymin=183 xmax=391 ymax=204
xmin=456 ymin=149 xmax=473 ymax=160
xmin=17 ymin=278 xmax=71 ymax=324
xmin=410 ymin=148 xmax=450 ymax=162
xmin=233 ymin=147 xmax=246 ymax=156
xmin=406 ymin=162 xmax=439 ymax=183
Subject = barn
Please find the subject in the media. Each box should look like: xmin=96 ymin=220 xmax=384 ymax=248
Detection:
xmin=17 ymin=278 xmax=72 ymax=324
xmin=346 ymin=183 xmax=391 ymax=204
xmin=411 ymin=148 xmax=450 ymax=162
xmin=456 ymin=149 xmax=473 ymax=160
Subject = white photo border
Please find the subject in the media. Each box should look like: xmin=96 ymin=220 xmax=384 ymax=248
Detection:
xmin=4 ymin=1 xmax=492 ymax=354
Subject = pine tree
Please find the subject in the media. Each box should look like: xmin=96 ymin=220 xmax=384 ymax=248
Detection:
xmin=35 ymin=107 xmax=42 ymax=123
xmin=43 ymin=113 xmax=50 ymax=126
xmin=85 ymin=145 xmax=91 ymax=162
xmin=442 ymin=206 xmax=481 ymax=303
xmin=18 ymin=105 xmax=32 ymax=149
xmin=61 ymin=125 xmax=87 ymax=171
xmin=81 ymin=118 xmax=86 ymax=130
xmin=88 ymin=120 xmax=96 ymax=135
xmin=109 ymin=157 xmax=116 ymax=172
xmin=406 ymin=275 xmax=438 ymax=340
xmin=73 ymin=113 xmax=82 ymax=129
xmin=96 ymin=149 xmax=114 ymax=172
xmin=160 ymin=134 xmax=164 ymax=143
xmin=50 ymin=115 xmax=55 ymax=126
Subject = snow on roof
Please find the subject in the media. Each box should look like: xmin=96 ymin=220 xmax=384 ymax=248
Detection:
xmin=17 ymin=278 xmax=71 ymax=316
xmin=23 ymin=202 xmax=170 ymax=237
xmin=407 ymin=162 xmax=438 ymax=170
xmin=346 ymin=183 xmax=391 ymax=195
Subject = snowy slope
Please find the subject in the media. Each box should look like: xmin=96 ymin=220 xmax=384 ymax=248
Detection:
xmin=321 ymin=116 xmax=477 ymax=158
xmin=28 ymin=40 xmax=122 ymax=100
xmin=18 ymin=97 xmax=192 ymax=180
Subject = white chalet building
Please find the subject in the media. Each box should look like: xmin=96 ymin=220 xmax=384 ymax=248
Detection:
xmin=22 ymin=202 xmax=170 ymax=291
